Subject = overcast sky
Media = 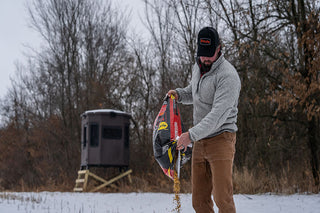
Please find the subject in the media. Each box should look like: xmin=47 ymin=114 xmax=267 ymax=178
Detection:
xmin=0 ymin=0 xmax=146 ymax=99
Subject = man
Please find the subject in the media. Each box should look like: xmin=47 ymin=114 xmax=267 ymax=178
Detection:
xmin=167 ymin=27 xmax=241 ymax=213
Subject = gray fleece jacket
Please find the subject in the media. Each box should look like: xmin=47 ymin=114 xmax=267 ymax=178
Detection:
xmin=175 ymin=54 xmax=241 ymax=142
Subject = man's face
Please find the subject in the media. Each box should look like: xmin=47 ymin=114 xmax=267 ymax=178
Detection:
xmin=199 ymin=45 xmax=221 ymax=66
xmin=200 ymin=55 xmax=216 ymax=66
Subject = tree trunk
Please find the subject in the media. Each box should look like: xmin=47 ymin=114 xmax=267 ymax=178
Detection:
xmin=308 ymin=117 xmax=320 ymax=186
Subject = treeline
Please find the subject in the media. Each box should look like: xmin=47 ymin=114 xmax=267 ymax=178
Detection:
xmin=0 ymin=0 xmax=319 ymax=193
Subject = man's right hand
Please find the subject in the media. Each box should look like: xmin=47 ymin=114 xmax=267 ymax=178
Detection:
xmin=167 ymin=90 xmax=179 ymax=100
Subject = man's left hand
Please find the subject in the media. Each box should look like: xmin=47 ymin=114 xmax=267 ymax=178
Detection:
xmin=177 ymin=132 xmax=192 ymax=152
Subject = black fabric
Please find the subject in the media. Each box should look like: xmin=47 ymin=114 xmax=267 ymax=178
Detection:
xmin=197 ymin=27 xmax=220 ymax=57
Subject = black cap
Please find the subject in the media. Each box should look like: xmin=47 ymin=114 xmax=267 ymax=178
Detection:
xmin=197 ymin=27 xmax=220 ymax=57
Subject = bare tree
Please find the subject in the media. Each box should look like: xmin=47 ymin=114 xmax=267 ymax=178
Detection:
xmin=0 ymin=0 xmax=131 ymax=189
xmin=207 ymin=0 xmax=320 ymax=190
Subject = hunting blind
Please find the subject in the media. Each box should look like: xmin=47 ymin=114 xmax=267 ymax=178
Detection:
xmin=74 ymin=109 xmax=132 ymax=192
xmin=80 ymin=109 xmax=131 ymax=168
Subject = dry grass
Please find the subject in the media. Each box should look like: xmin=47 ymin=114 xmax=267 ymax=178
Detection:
xmin=233 ymin=167 xmax=318 ymax=194
xmin=2 ymin=165 xmax=318 ymax=194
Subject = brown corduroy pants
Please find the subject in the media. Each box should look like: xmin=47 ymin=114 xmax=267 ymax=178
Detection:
xmin=192 ymin=132 xmax=236 ymax=213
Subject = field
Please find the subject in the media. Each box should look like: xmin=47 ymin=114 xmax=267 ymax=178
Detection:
xmin=1 ymin=192 xmax=319 ymax=213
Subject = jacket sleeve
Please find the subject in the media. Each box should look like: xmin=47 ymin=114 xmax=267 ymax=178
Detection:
xmin=188 ymin=72 xmax=241 ymax=142
xmin=175 ymin=84 xmax=193 ymax=105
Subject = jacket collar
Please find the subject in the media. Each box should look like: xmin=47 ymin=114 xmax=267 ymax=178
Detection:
xmin=198 ymin=53 xmax=225 ymax=77
xmin=208 ymin=53 xmax=225 ymax=74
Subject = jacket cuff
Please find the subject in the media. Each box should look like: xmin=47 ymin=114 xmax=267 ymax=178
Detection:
xmin=175 ymin=89 xmax=182 ymax=103
xmin=188 ymin=129 xmax=197 ymax=142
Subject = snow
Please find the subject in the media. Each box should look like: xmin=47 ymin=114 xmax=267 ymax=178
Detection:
xmin=0 ymin=192 xmax=319 ymax=213
xmin=82 ymin=109 xmax=131 ymax=117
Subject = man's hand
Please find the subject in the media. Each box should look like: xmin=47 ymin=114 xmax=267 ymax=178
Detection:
xmin=167 ymin=90 xmax=179 ymax=100
xmin=177 ymin=132 xmax=192 ymax=152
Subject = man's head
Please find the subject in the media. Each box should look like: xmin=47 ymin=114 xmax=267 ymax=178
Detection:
xmin=197 ymin=27 xmax=221 ymax=65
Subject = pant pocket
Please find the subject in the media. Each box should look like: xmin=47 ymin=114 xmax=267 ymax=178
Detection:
xmin=205 ymin=133 xmax=236 ymax=161
xmin=222 ymin=132 xmax=236 ymax=144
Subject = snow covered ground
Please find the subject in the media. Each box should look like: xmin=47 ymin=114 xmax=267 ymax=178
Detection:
xmin=0 ymin=192 xmax=319 ymax=213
